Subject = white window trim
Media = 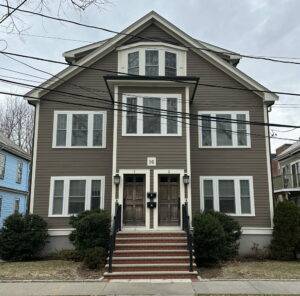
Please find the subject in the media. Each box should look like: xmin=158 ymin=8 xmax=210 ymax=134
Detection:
xmin=200 ymin=176 xmax=255 ymax=217
xmin=198 ymin=111 xmax=251 ymax=148
xmin=117 ymin=42 xmax=187 ymax=76
xmin=52 ymin=111 xmax=107 ymax=148
xmin=122 ymin=93 xmax=182 ymax=137
xmin=48 ymin=176 xmax=105 ymax=217
xmin=0 ymin=153 xmax=6 ymax=179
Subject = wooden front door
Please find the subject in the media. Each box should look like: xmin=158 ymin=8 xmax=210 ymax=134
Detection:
xmin=158 ymin=174 xmax=180 ymax=226
xmin=123 ymin=174 xmax=145 ymax=226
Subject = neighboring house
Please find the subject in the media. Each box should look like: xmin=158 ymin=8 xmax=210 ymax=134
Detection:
xmin=273 ymin=142 xmax=300 ymax=206
xmin=0 ymin=133 xmax=31 ymax=227
xmin=26 ymin=11 xmax=277 ymax=279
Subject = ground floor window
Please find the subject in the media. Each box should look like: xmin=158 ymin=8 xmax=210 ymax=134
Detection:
xmin=49 ymin=176 xmax=105 ymax=217
xmin=200 ymin=176 xmax=255 ymax=216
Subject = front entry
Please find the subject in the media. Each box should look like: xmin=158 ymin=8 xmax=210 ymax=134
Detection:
xmin=123 ymin=174 xmax=145 ymax=226
xmin=158 ymin=174 xmax=180 ymax=226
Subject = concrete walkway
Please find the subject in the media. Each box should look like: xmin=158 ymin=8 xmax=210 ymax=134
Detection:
xmin=0 ymin=280 xmax=300 ymax=295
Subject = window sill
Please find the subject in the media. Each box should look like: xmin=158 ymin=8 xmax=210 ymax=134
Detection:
xmin=227 ymin=213 xmax=255 ymax=217
xmin=122 ymin=134 xmax=182 ymax=137
xmin=198 ymin=146 xmax=251 ymax=149
xmin=52 ymin=146 xmax=106 ymax=149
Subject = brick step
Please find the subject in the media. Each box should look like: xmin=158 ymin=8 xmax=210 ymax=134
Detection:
xmin=114 ymin=249 xmax=189 ymax=257
xmin=117 ymin=232 xmax=186 ymax=238
xmin=112 ymin=256 xmax=191 ymax=264
xmin=106 ymin=263 xmax=196 ymax=272
xmin=116 ymin=237 xmax=187 ymax=244
xmin=103 ymin=271 xmax=198 ymax=280
xmin=116 ymin=243 xmax=186 ymax=250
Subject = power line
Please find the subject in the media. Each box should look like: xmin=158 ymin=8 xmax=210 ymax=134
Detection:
xmin=0 ymin=0 xmax=28 ymax=24
xmin=1 ymin=75 xmax=300 ymax=131
xmin=2 ymin=50 xmax=300 ymax=98
xmin=2 ymin=3 xmax=300 ymax=66
xmin=0 ymin=28 xmax=93 ymax=43
xmin=0 ymin=88 xmax=298 ymax=143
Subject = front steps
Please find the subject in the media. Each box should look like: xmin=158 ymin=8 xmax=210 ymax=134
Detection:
xmin=103 ymin=231 xmax=197 ymax=280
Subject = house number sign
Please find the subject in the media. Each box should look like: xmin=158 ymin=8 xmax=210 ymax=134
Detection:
xmin=147 ymin=157 xmax=156 ymax=166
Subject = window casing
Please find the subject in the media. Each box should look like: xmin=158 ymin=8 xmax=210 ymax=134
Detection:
xmin=49 ymin=176 xmax=105 ymax=217
xmin=53 ymin=111 xmax=106 ymax=148
xmin=198 ymin=111 xmax=251 ymax=148
xmin=16 ymin=160 xmax=23 ymax=183
xmin=200 ymin=176 xmax=255 ymax=216
xmin=14 ymin=198 xmax=20 ymax=213
xmin=117 ymin=43 xmax=187 ymax=76
xmin=122 ymin=94 xmax=182 ymax=136
xmin=0 ymin=153 xmax=5 ymax=179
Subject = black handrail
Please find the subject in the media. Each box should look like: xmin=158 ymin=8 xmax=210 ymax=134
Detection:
xmin=108 ymin=201 xmax=122 ymax=273
xmin=182 ymin=202 xmax=193 ymax=272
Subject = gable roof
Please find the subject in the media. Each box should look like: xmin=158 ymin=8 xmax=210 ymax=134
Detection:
xmin=277 ymin=141 xmax=300 ymax=160
xmin=0 ymin=132 xmax=31 ymax=161
xmin=25 ymin=11 xmax=278 ymax=103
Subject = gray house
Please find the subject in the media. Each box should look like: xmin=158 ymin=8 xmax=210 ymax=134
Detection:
xmin=273 ymin=142 xmax=300 ymax=206
xmin=26 ymin=11 xmax=277 ymax=279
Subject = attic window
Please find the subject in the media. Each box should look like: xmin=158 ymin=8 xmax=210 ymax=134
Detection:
xmin=165 ymin=52 xmax=176 ymax=76
xmin=128 ymin=51 xmax=139 ymax=75
xmin=145 ymin=50 xmax=159 ymax=76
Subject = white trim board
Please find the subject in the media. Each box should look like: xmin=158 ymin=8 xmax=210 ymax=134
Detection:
xmin=25 ymin=11 xmax=278 ymax=102
xmin=48 ymin=228 xmax=74 ymax=236
xmin=242 ymin=227 xmax=273 ymax=235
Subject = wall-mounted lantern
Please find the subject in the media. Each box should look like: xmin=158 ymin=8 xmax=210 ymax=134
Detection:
xmin=114 ymin=174 xmax=120 ymax=185
xmin=183 ymin=174 xmax=190 ymax=185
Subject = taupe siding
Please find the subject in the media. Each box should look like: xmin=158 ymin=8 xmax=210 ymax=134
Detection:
xmin=33 ymin=53 xmax=116 ymax=229
xmin=187 ymin=50 xmax=271 ymax=227
xmin=117 ymin=86 xmax=187 ymax=172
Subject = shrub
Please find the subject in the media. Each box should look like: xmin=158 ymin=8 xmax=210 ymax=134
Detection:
xmin=193 ymin=211 xmax=242 ymax=264
xmin=50 ymin=249 xmax=82 ymax=262
xmin=69 ymin=209 xmax=110 ymax=256
xmin=0 ymin=213 xmax=48 ymax=261
xmin=207 ymin=210 xmax=242 ymax=259
xmin=193 ymin=213 xmax=226 ymax=264
xmin=83 ymin=247 xmax=106 ymax=270
xmin=270 ymin=200 xmax=300 ymax=260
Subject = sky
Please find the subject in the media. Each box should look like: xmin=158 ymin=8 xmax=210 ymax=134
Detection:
xmin=0 ymin=0 xmax=299 ymax=152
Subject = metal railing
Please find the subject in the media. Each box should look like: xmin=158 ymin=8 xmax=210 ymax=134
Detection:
xmin=273 ymin=174 xmax=300 ymax=191
xmin=108 ymin=201 xmax=122 ymax=273
xmin=182 ymin=202 xmax=193 ymax=272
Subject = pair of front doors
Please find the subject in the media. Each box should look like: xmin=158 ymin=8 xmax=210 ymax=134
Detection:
xmin=123 ymin=174 xmax=180 ymax=227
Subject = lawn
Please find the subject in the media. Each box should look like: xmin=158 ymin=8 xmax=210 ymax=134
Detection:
xmin=0 ymin=260 xmax=103 ymax=280
xmin=199 ymin=260 xmax=300 ymax=279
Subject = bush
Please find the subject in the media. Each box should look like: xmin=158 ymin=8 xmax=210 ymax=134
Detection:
xmin=0 ymin=213 xmax=48 ymax=261
xmin=207 ymin=210 xmax=242 ymax=259
xmin=193 ymin=211 xmax=241 ymax=264
xmin=270 ymin=200 xmax=300 ymax=260
xmin=83 ymin=247 xmax=106 ymax=270
xmin=69 ymin=209 xmax=110 ymax=256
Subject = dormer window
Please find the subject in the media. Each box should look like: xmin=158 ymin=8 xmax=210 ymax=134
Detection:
xmin=165 ymin=52 xmax=176 ymax=76
xmin=128 ymin=51 xmax=139 ymax=75
xmin=145 ymin=50 xmax=159 ymax=76
xmin=118 ymin=42 xmax=187 ymax=76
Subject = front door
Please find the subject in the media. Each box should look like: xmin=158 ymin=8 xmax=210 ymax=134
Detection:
xmin=158 ymin=174 xmax=180 ymax=226
xmin=123 ymin=174 xmax=145 ymax=226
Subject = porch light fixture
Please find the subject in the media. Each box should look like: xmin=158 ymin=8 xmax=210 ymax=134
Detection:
xmin=183 ymin=174 xmax=190 ymax=185
xmin=114 ymin=174 xmax=120 ymax=185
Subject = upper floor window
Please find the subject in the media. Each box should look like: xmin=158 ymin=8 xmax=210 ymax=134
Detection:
xmin=200 ymin=176 xmax=255 ymax=216
xmin=122 ymin=94 xmax=182 ymax=136
xmin=0 ymin=197 xmax=2 ymax=217
xmin=128 ymin=51 xmax=139 ymax=75
xmin=0 ymin=153 xmax=5 ymax=179
xmin=198 ymin=111 xmax=251 ymax=148
xmin=49 ymin=176 xmax=105 ymax=217
xmin=53 ymin=111 xmax=106 ymax=148
xmin=118 ymin=42 xmax=187 ymax=76
xmin=14 ymin=198 xmax=20 ymax=213
xmin=16 ymin=160 xmax=23 ymax=184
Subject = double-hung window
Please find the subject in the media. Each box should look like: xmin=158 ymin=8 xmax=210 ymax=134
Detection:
xmin=165 ymin=52 xmax=176 ymax=76
xmin=145 ymin=50 xmax=159 ymax=76
xmin=0 ymin=153 xmax=5 ymax=179
xmin=49 ymin=176 xmax=105 ymax=217
xmin=128 ymin=51 xmax=139 ymax=75
xmin=123 ymin=94 xmax=182 ymax=136
xmin=14 ymin=198 xmax=20 ymax=213
xmin=199 ymin=111 xmax=250 ymax=148
xmin=16 ymin=160 xmax=23 ymax=184
xmin=53 ymin=111 xmax=106 ymax=148
xmin=200 ymin=176 xmax=255 ymax=216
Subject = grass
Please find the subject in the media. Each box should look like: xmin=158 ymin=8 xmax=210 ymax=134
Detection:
xmin=199 ymin=259 xmax=300 ymax=279
xmin=0 ymin=260 xmax=103 ymax=280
